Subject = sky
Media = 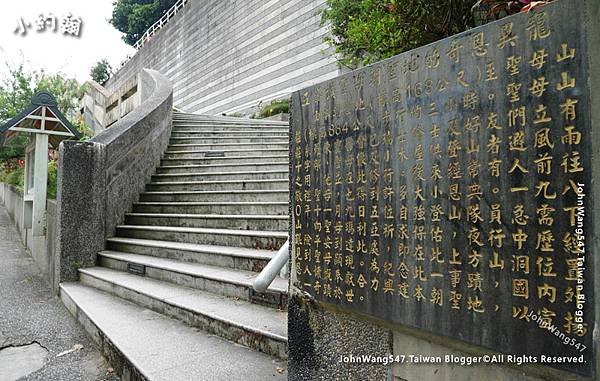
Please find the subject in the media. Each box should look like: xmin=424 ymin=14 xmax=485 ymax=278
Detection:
xmin=0 ymin=0 xmax=135 ymax=84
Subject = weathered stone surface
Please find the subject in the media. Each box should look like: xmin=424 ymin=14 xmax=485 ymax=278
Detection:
xmin=92 ymin=69 xmax=174 ymax=237
xmin=0 ymin=204 xmax=118 ymax=381
xmin=55 ymin=141 xmax=106 ymax=290
xmin=0 ymin=343 xmax=48 ymax=381
xmin=55 ymin=69 xmax=173 ymax=291
xmin=290 ymin=0 xmax=597 ymax=377
xmin=288 ymin=295 xmax=391 ymax=381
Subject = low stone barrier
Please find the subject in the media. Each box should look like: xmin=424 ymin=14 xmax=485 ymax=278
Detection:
xmin=55 ymin=68 xmax=173 ymax=292
xmin=0 ymin=183 xmax=58 ymax=286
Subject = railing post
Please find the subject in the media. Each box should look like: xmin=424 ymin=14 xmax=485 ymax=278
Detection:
xmin=131 ymin=0 xmax=189 ymax=51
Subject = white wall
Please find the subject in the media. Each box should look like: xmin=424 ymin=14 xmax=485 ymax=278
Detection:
xmin=106 ymin=0 xmax=340 ymax=115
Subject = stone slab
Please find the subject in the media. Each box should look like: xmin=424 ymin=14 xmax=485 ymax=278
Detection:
xmin=60 ymin=282 xmax=287 ymax=381
xmin=290 ymin=1 xmax=596 ymax=377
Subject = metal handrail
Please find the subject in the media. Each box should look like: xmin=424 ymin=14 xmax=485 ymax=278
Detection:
xmin=253 ymin=240 xmax=289 ymax=293
xmin=133 ymin=0 xmax=189 ymax=50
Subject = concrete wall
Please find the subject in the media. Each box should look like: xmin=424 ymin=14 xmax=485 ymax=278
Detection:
xmin=81 ymin=75 xmax=141 ymax=134
xmin=0 ymin=183 xmax=58 ymax=287
xmin=105 ymin=0 xmax=340 ymax=115
xmin=55 ymin=69 xmax=173 ymax=292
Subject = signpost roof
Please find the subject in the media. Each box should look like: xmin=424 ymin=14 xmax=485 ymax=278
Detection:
xmin=0 ymin=91 xmax=81 ymax=148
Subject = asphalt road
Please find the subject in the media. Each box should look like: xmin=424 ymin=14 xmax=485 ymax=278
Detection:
xmin=0 ymin=204 xmax=119 ymax=381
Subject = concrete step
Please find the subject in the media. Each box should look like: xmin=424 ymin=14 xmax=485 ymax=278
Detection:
xmin=173 ymin=116 xmax=286 ymax=124
xmin=60 ymin=283 xmax=287 ymax=380
xmin=172 ymin=125 xmax=289 ymax=132
xmin=132 ymin=201 xmax=288 ymax=215
xmin=172 ymin=117 xmax=288 ymax=125
xmin=105 ymin=237 xmax=275 ymax=272
xmin=167 ymin=142 xmax=288 ymax=152
xmin=93 ymin=253 xmax=288 ymax=306
xmin=115 ymin=225 xmax=288 ymax=250
xmin=173 ymin=119 xmax=287 ymax=126
xmin=145 ymin=179 xmax=288 ymax=192
xmin=170 ymin=130 xmax=288 ymax=138
xmin=173 ymin=114 xmax=288 ymax=126
xmin=156 ymin=162 xmax=289 ymax=174
xmin=173 ymin=117 xmax=287 ymax=123
xmin=77 ymin=267 xmax=288 ymax=359
xmin=124 ymin=213 xmax=289 ymax=231
xmin=169 ymin=136 xmax=289 ymax=144
xmin=161 ymin=155 xmax=288 ymax=166
xmin=152 ymin=170 xmax=288 ymax=182
xmin=163 ymin=148 xmax=288 ymax=159
xmin=139 ymin=189 xmax=289 ymax=203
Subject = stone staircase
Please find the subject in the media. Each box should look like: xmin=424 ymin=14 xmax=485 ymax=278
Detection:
xmin=60 ymin=113 xmax=290 ymax=380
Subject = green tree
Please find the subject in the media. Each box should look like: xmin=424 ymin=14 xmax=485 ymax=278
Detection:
xmin=0 ymin=64 xmax=89 ymax=197
xmin=110 ymin=0 xmax=179 ymax=45
xmin=90 ymin=59 xmax=112 ymax=84
xmin=0 ymin=64 xmax=37 ymax=162
xmin=0 ymin=64 xmax=35 ymax=125
xmin=322 ymin=0 xmax=478 ymax=68
xmin=0 ymin=64 xmax=87 ymax=162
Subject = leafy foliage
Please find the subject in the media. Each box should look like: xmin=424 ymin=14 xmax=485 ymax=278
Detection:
xmin=0 ymin=65 xmax=83 ymax=123
xmin=90 ymin=59 xmax=112 ymax=84
xmin=0 ymin=65 xmax=33 ymax=161
xmin=110 ymin=0 xmax=179 ymax=45
xmin=0 ymin=64 xmax=89 ymax=198
xmin=321 ymin=0 xmax=478 ymax=68
xmin=47 ymin=160 xmax=58 ymax=199
xmin=0 ymin=64 xmax=85 ymax=162
xmin=0 ymin=159 xmax=24 ymax=193
xmin=476 ymin=0 xmax=548 ymax=21
xmin=0 ymin=159 xmax=58 ymax=198
xmin=257 ymin=99 xmax=290 ymax=119
xmin=74 ymin=119 xmax=95 ymax=141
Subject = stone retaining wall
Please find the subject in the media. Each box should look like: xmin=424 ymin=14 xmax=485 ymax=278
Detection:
xmin=105 ymin=0 xmax=340 ymax=116
xmin=0 ymin=184 xmax=58 ymax=287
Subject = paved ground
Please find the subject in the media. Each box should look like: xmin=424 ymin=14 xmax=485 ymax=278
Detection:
xmin=0 ymin=205 xmax=119 ymax=381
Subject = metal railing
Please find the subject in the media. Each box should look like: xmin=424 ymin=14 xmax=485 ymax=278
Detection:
xmin=133 ymin=0 xmax=189 ymax=50
xmin=253 ymin=240 xmax=289 ymax=293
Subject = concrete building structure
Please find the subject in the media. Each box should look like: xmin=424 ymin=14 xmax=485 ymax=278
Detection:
xmin=105 ymin=0 xmax=340 ymax=116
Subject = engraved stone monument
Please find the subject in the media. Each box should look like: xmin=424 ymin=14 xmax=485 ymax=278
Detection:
xmin=290 ymin=1 xmax=597 ymax=376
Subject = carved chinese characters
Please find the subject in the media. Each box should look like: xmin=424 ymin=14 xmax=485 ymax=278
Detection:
xmin=291 ymin=4 xmax=594 ymax=377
